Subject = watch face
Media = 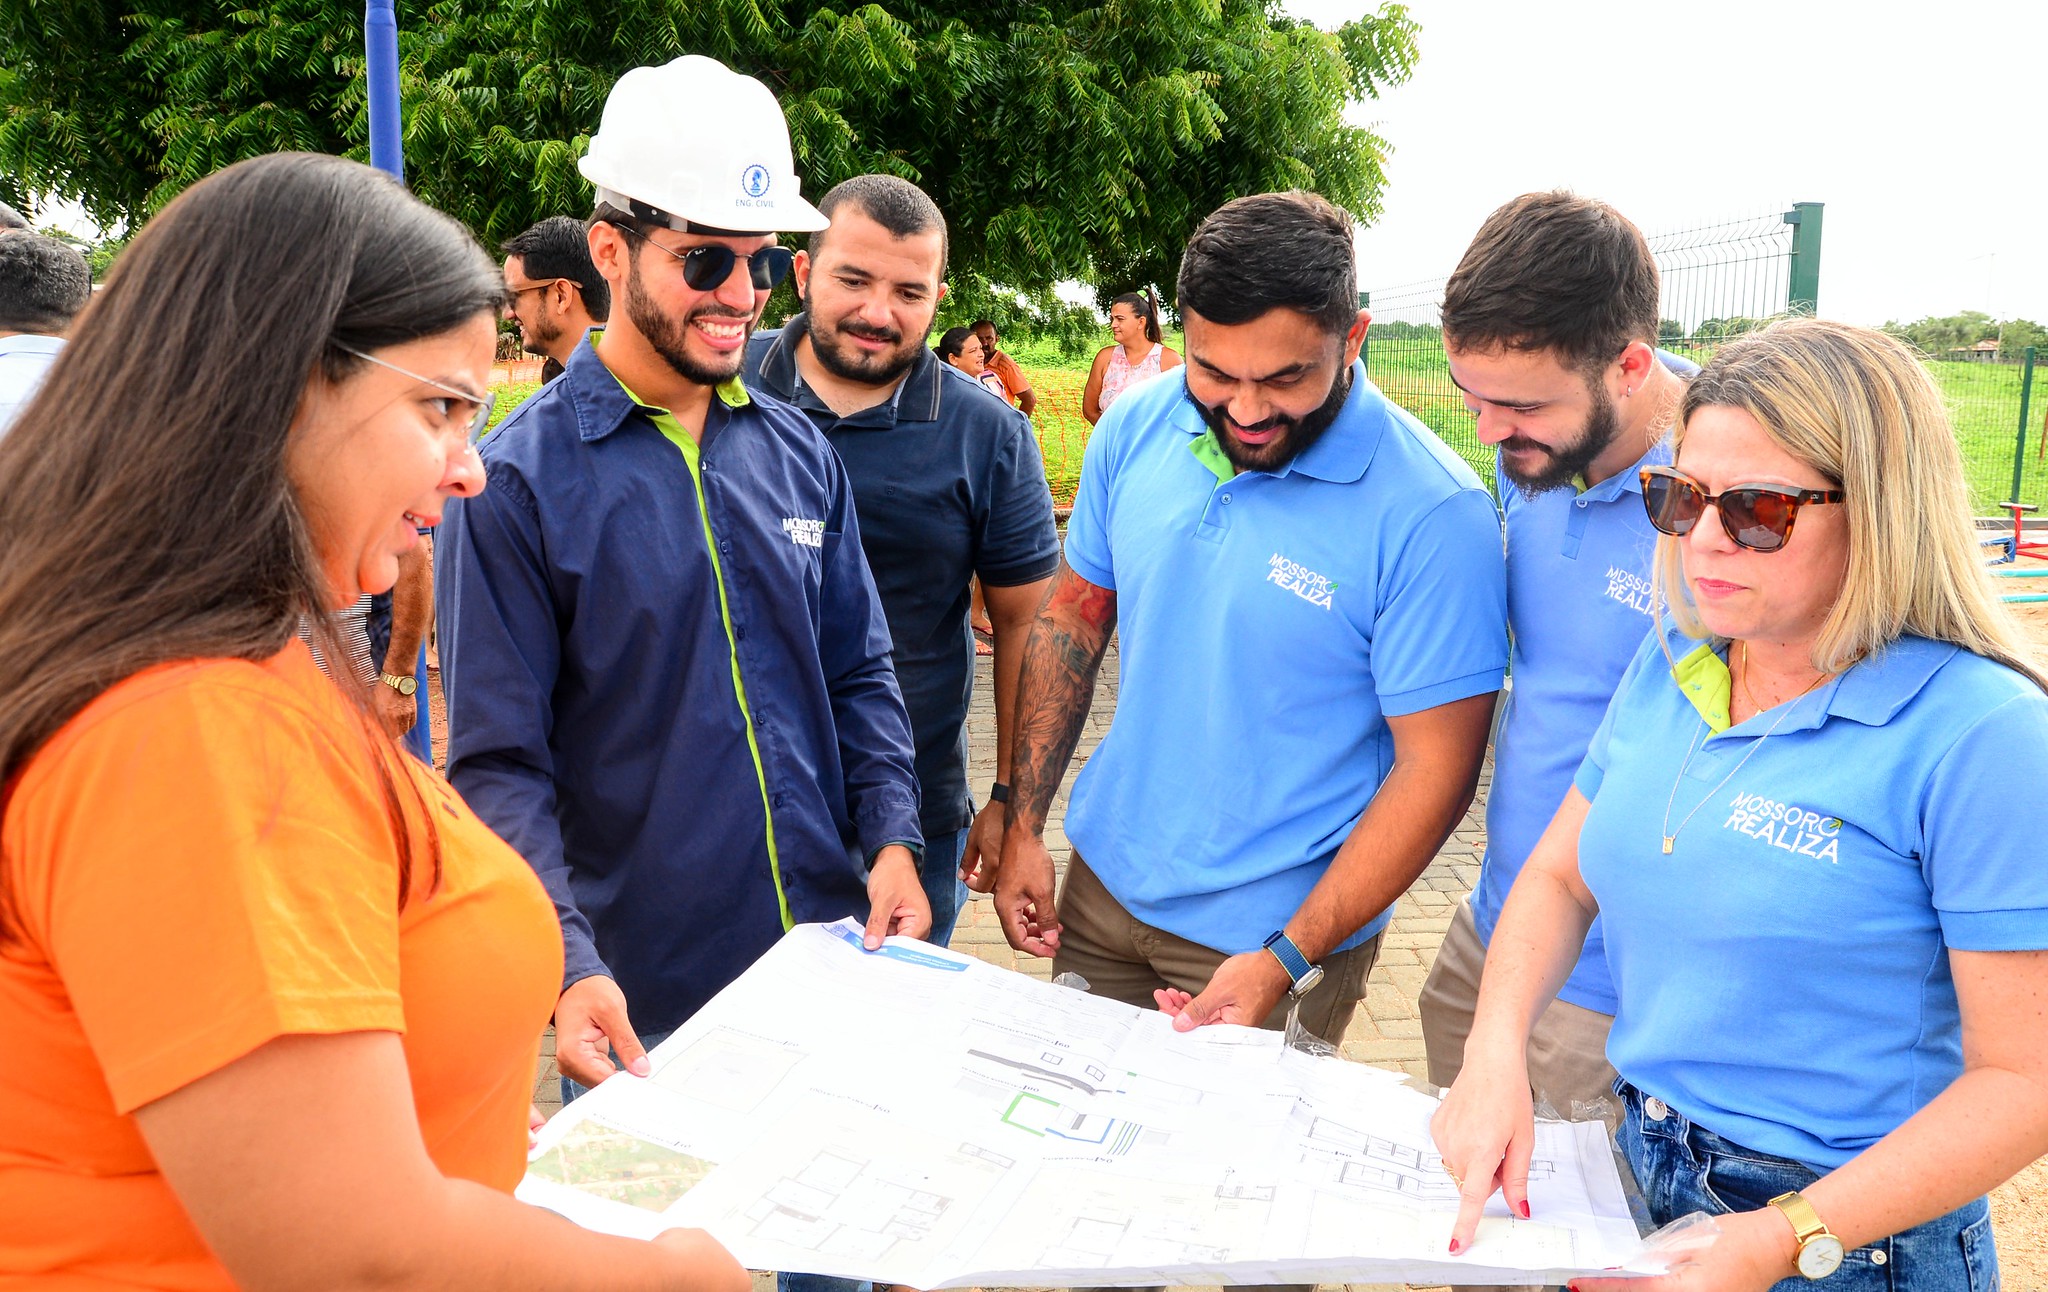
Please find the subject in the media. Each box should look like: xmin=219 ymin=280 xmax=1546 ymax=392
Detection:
xmin=1292 ymin=964 xmax=1326 ymax=998
xmin=1797 ymin=1235 xmax=1845 ymax=1279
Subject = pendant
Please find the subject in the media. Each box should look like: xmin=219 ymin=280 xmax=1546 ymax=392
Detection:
xmin=1661 ymin=836 xmax=1674 ymax=855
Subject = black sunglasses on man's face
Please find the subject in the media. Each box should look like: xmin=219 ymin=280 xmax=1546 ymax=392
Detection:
xmin=608 ymin=220 xmax=793 ymax=292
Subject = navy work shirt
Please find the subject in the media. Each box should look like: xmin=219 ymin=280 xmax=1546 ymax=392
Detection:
xmin=747 ymin=320 xmax=1060 ymax=837
xmin=437 ymin=335 xmax=922 ymax=1033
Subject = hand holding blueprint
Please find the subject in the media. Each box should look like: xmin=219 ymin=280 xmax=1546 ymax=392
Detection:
xmin=519 ymin=921 xmax=1663 ymax=1285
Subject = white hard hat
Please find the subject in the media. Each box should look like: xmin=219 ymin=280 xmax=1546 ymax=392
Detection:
xmin=578 ymin=56 xmax=828 ymax=234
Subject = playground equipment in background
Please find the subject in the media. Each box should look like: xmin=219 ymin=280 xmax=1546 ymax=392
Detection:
xmin=1985 ymin=500 xmax=2048 ymax=567
xmin=1992 ymin=551 xmax=2048 ymax=604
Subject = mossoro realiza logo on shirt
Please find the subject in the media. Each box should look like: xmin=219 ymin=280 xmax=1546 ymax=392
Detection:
xmin=782 ymin=517 xmax=824 ymax=549
xmin=1721 ymin=791 xmax=1843 ymax=863
xmin=1604 ymin=564 xmax=1653 ymax=616
xmin=1266 ymin=552 xmax=1336 ymax=609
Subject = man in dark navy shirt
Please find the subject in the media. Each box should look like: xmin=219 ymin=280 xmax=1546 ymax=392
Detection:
xmin=438 ymin=59 xmax=928 ymax=1100
xmin=747 ymin=176 xmax=1060 ymax=945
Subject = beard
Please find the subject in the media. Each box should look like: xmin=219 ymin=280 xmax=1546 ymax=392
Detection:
xmin=624 ymin=253 xmax=751 ymax=387
xmin=520 ymin=312 xmax=561 ymax=358
xmin=803 ymin=309 xmax=925 ymax=387
xmin=1499 ymin=381 xmax=1621 ymax=497
xmin=1188 ymin=365 xmax=1354 ymax=475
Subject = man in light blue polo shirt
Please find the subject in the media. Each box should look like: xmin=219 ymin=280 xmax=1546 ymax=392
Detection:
xmin=1420 ymin=192 xmax=1697 ymax=1133
xmin=992 ymin=191 xmax=1507 ymax=1050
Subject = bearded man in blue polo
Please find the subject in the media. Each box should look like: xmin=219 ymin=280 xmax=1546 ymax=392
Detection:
xmin=991 ymin=190 xmax=1507 ymax=1059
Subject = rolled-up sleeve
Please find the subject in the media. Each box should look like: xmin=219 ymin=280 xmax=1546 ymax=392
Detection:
xmin=815 ymin=457 xmax=923 ymax=861
xmin=440 ymin=465 xmax=608 ymax=990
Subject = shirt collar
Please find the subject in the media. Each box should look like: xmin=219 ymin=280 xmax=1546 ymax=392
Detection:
xmin=754 ymin=313 xmax=942 ymax=427
xmin=1824 ymin=636 xmax=1959 ymax=727
xmin=564 ymin=329 xmax=749 ymax=442
xmin=1659 ymin=617 xmax=1958 ymax=734
xmin=1172 ymin=359 xmax=1383 ymax=485
xmin=0 ymin=334 xmax=65 ymax=357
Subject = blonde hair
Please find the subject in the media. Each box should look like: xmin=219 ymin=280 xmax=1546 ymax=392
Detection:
xmin=1651 ymin=317 xmax=2046 ymax=690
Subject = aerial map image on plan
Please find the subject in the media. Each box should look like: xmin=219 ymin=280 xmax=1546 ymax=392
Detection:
xmin=528 ymin=1117 xmax=719 ymax=1213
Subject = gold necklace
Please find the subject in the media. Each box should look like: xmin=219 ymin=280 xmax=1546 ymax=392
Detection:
xmin=1660 ymin=649 xmax=1830 ymax=855
xmin=1737 ymin=641 xmax=1826 ymax=719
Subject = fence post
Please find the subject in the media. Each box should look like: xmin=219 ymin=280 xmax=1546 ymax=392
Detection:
xmin=1358 ymin=290 xmax=1370 ymax=375
xmin=2011 ymin=346 xmax=2037 ymax=505
xmin=1782 ymin=202 xmax=1824 ymax=315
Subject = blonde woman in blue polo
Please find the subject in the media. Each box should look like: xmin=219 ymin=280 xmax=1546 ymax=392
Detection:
xmin=1433 ymin=319 xmax=2048 ymax=1290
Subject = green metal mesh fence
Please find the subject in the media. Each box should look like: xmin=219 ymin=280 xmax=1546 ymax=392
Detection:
xmin=1923 ymin=350 xmax=2044 ymax=517
xmin=1364 ymin=210 xmax=1801 ymax=495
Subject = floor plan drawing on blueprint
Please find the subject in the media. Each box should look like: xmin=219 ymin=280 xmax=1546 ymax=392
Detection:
xmin=519 ymin=921 xmax=1664 ymax=1287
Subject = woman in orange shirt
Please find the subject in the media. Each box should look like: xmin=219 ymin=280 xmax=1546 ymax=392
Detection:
xmin=0 ymin=153 xmax=748 ymax=1291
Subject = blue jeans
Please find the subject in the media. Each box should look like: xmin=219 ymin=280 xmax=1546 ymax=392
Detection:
xmin=920 ymin=826 xmax=971 ymax=947
xmin=1615 ymin=1080 xmax=2000 ymax=1290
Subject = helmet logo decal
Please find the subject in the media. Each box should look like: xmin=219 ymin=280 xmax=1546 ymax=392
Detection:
xmin=741 ymin=165 xmax=772 ymax=198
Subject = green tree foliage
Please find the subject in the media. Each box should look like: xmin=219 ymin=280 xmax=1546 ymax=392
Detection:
xmin=1996 ymin=318 xmax=2048 ymax=361
xmin=0 ymin=0 xmax=1419 ymax=311
xmin=1693 ymin=316 xmax=1771 ymax=341
xmin=1881 ymin=310 xmax=1998 ymax=357
xmin=1878 ymin=311 xmax=2048 ymax=361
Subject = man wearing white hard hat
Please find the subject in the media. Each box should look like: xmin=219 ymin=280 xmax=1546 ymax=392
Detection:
xmin=439 ymin=57 xmax=929 ymax=1117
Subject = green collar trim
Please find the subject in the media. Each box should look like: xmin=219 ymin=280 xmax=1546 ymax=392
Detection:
xmin=1189 ymin=430 xmax=1233 ymax=484
xmin=594 ymin=327 xmax=750 ymax=410
xmin=1671 ymin=640 xmax=1732 ymax=733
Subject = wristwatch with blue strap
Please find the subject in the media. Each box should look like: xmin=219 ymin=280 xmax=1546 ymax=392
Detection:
xmin=1262 ymin=931 xmax=1325 ymax=998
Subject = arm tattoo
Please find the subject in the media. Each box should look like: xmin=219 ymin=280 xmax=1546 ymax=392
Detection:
xmin=1005 ymin=560 xmax=1117 ymax=837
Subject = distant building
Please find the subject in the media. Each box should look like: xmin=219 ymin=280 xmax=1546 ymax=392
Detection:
xmin=1948 ymin=338 xmax=2003 ymax=362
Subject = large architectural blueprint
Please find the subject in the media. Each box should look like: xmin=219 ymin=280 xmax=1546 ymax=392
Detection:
xmin=519 ymin=921 xmax=1661 ymax=1286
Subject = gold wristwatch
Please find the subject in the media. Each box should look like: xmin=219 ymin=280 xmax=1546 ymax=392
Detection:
xmin=1769 ymin=1191 xmax=1844 ymax=1280
xmin=379 ymin=672 xmax=418 ymax=697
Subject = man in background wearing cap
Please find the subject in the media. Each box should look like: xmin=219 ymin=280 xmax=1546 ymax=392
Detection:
xmin=439 ymin=57 xmax=929 ymax=1105
xmin=746 ymin=175 xmax=1060 ymax=949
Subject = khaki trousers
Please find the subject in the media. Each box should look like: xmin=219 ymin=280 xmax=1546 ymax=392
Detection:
xmin=1418 ymin=899 xmax=1619 ymax=1291
xmin=1053 ymin=853 xmax=1382 ymax=1292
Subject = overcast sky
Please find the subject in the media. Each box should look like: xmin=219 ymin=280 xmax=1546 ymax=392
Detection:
xmin=1288 ymin=0 xmax=2048 ymax=328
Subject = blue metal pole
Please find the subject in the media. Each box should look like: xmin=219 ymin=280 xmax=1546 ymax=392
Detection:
xmin=366 ymin=0 xmax=431 ymax=762
xmin=365 ymin=0 xmax=404 ymax=182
